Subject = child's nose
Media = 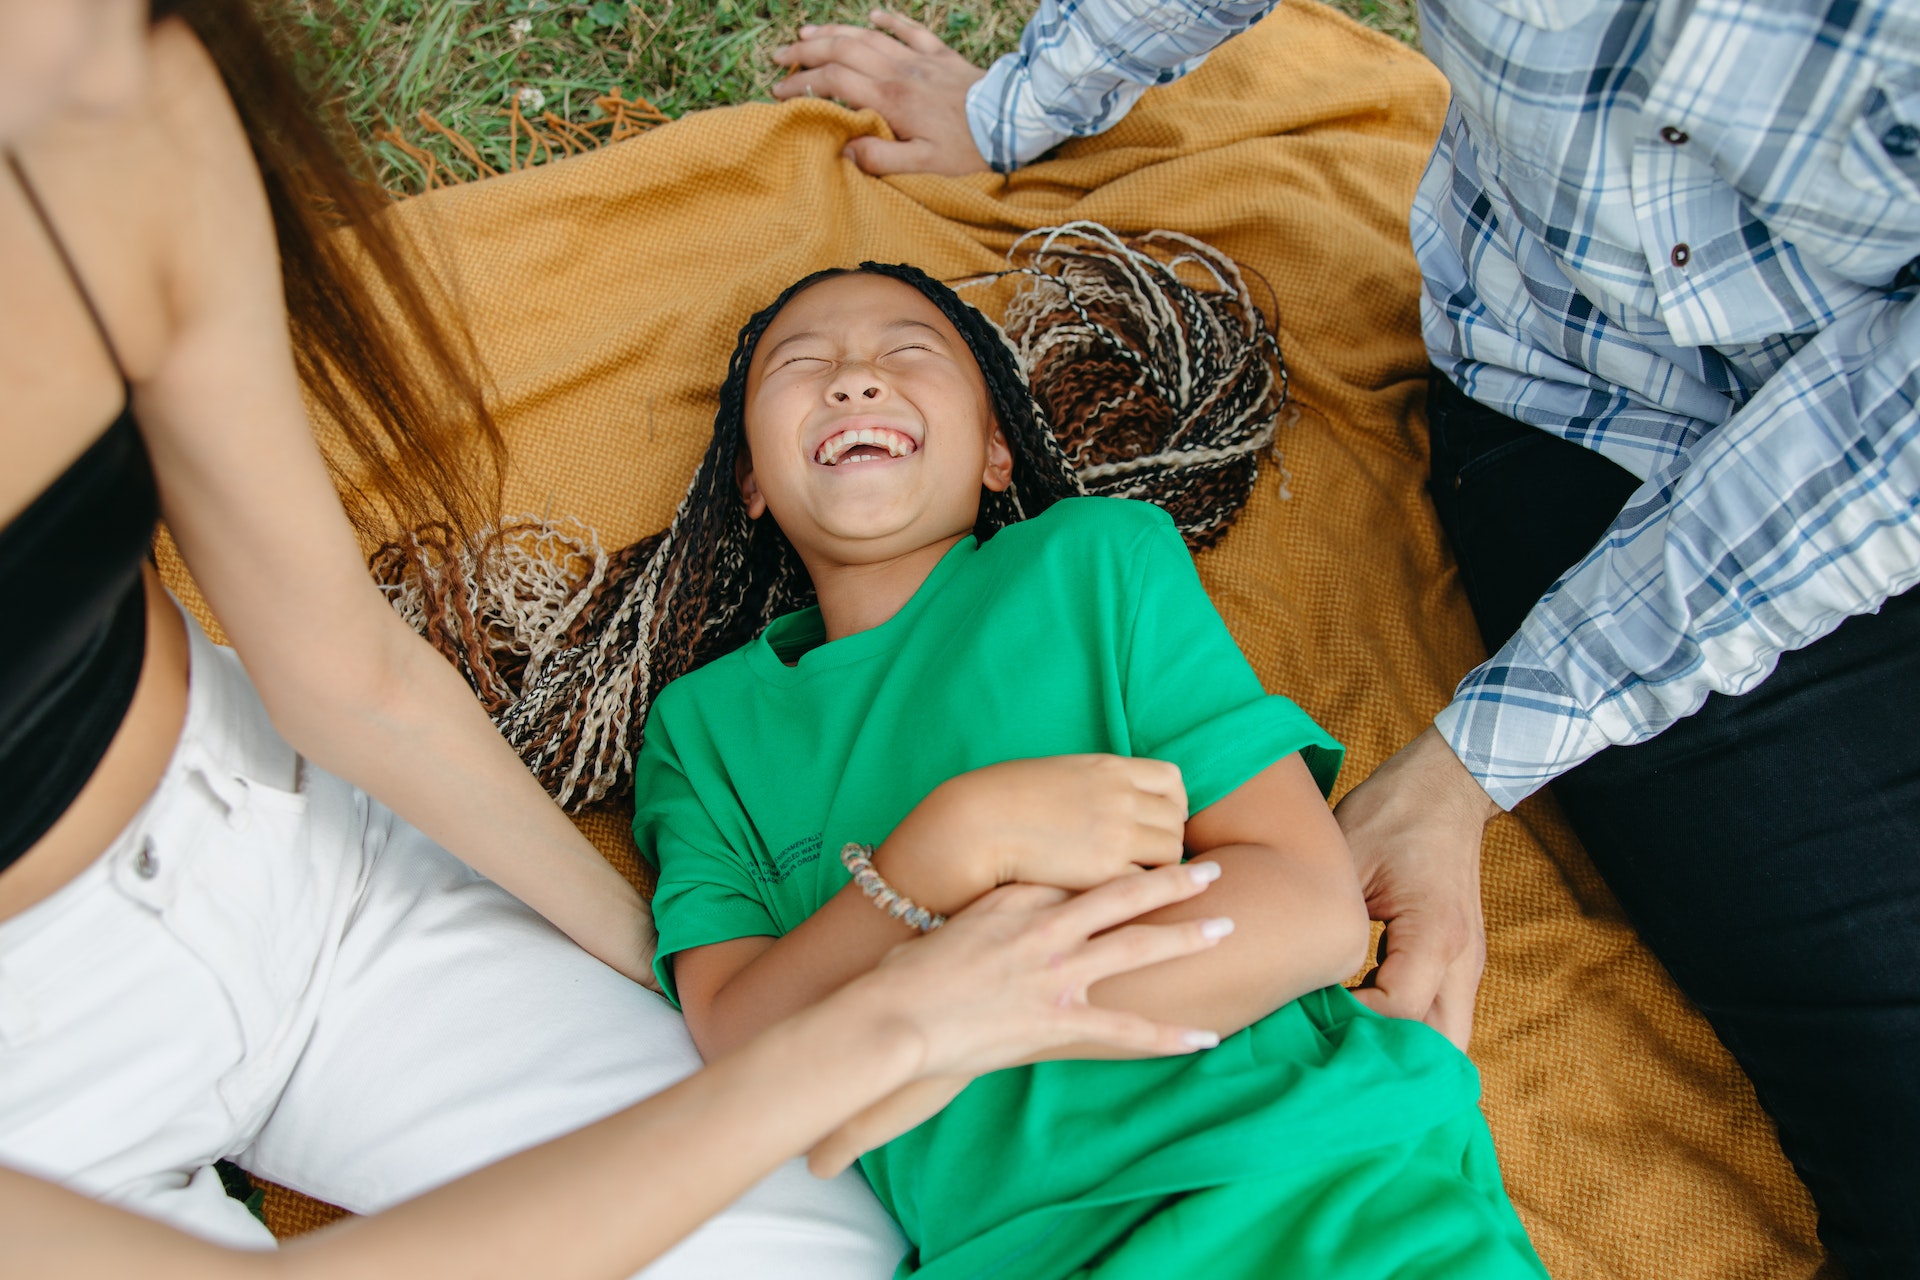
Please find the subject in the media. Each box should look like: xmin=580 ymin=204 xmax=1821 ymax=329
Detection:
xmin=827 ymin=366 xmax=888 ymax=403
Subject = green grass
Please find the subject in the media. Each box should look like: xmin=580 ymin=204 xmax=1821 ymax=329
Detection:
xmin=315 ymin=0 xmax=1419 ymax=194
xmin=1332 ymin=0 xmax=1419 ymax=46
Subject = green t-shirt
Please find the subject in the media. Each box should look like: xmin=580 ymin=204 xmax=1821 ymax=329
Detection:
xmin=639 ymin=497 xmax=1340 ymax=987
xmin=635 ymin=498 xmax=1543 ymax=1280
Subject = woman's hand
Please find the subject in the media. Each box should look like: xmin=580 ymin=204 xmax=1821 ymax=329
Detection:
xmin=678 ymin=755 xmax=1188 ymax=1061
xmin=875 ymin=755 xmax=1189 ymax=914
xmin=869 ymin=859 xmax=1227 ymax=1073
xmin=807 ymin=860 xmax=1230 ymax=1174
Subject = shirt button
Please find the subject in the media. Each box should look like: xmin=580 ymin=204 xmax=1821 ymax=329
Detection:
xmin=133 ymin=838 xmax=159 ymax=880
xmin=1885 ymin=123 xmax=1920 ymax=158
xmin=1660 ymin=125 xmax=1689 ymax=145
xmin=1670 ymin=243 xmax=1691 ymax=268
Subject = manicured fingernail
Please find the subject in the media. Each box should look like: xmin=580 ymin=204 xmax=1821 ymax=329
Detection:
xmin=1187 ymin=861 xmax=1222 ymax=885
xmin=1200 ymin=916 xmax=1235 ymax=940
xmin=1182 ymin=1029 xmax=1220 ymax=1049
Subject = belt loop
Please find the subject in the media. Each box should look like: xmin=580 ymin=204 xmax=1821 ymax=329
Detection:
xmin=175 ymin=613 xmax=300 ymax=796
xmin=180 ymin=743 xmax=254 ymax=832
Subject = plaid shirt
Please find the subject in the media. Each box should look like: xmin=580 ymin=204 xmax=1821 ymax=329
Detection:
xmin=967 ymin=0 xmax=1920 ymax=808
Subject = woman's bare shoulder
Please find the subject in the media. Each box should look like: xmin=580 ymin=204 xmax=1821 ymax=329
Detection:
xmin=145 ymin=19 xmax=264 ymax=186
xmin=5 ymin=19 xmax=267 ymax=377
xmin=141 ymin=18 xmax=284 ymax=328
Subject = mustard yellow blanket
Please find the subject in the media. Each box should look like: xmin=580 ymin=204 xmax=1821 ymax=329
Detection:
xmin=161 ymin=4 xmax=1828 ymax=1274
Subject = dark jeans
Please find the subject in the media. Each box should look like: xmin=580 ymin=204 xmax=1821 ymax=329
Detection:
xmin=1425 ymin=374 xmax=1920 ymax=1279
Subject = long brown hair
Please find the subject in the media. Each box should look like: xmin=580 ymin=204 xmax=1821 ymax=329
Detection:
xmin=151 ymin=0 xmax=503 ymax=537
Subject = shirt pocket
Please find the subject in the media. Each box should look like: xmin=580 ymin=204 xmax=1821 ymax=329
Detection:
xmin=1840 ymin=80 xmax=1920 ymax=204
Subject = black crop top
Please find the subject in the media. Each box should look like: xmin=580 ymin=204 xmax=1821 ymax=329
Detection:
xmin=1 ymin=156 xmax=162 ymax=871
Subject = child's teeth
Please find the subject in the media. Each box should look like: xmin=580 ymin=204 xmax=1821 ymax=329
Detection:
xmin=816 ymin=428 xmax=915 ymax=465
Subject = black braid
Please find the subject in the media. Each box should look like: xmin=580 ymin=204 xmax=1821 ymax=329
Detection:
xmin=663 ymin=261 xmax=1086 ymax=685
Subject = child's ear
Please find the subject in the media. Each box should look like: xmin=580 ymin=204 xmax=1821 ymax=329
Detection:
xmin=981 ymin=425 xmax=1015 ymax=493
xmin=735 ymin=446 xmax=768 ymax=519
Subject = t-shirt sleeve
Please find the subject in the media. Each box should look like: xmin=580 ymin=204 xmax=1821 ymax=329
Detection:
xmin=632 ymin=703 xmax=780 ymax=1007
xmin=1120 ymin=511 xmax=1343 ymax=809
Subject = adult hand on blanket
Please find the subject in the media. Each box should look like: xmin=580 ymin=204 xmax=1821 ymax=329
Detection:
xmin=1335 ymin=727 xmax=1499 ymax=1050
xmin=770 ymin=10 xmax=991 ymax=176
xmin=807 ymin=862 xmax=1231 ymax=1177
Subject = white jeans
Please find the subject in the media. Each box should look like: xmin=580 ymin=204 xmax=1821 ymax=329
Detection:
xmin=0 ymin=611 xmax=906 ymax=1275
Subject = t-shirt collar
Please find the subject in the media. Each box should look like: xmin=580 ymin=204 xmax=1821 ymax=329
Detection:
xmin=748 ymin=535 xmax=979 ymax=682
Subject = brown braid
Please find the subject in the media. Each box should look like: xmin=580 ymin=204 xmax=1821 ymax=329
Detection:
xmin=375 ymin=223 xmax=1288 ymax=810
xmin=983 ymin=223 xmax=1287 ymax=548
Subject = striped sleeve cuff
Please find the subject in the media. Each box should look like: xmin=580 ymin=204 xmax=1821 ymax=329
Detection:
xmin=1433 ymin=651 xmax=1612 ymax=811
xmin=965 ymin=47 xmax=1152 ymax=171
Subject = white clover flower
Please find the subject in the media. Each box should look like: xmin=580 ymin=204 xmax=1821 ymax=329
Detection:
xmin=509 ymin=16 xmax=532 ymax=39
xmin=518 ymin=85 xmax=546 ymax=113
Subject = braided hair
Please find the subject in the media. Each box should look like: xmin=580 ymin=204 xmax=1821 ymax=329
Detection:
xmin=376 ymin=223 xmax=1286 ymax=809
xmin=676 ymin=260 xmax=1087 ymax=642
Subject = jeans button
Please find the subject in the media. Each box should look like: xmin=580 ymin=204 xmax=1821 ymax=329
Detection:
xmin=133 ymin=838 xmax=159 ymax=880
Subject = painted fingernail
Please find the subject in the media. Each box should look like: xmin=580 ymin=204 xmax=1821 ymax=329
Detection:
xmin=1200 ymin=916 xmax=1235 ymax=940
xmin=1187 ymin=861 xmax=1222 ymax=885
xmin=1182 ymin=1030 xmax=1220 ymax=1049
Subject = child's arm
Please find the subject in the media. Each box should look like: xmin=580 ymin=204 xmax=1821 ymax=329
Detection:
xmin=1079 ymin=751 xmax=1369 ymax=1037
xmin=676 ymin=751 xmax=1367 ymax=1062
xmin=674 ymin=753 xmax=1188 ymax=1061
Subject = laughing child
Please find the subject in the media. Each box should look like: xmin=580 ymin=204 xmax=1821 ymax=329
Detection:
xmin=632 ymin=260 xmax=1546 ymax=1279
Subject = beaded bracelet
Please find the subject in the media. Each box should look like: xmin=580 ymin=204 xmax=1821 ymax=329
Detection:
xmin=840 ymin=842 xmax=947 ymax=933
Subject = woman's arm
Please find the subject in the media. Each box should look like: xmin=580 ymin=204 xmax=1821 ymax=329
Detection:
xmin=131 ymin=22 xmax=652 ymax=982
xmin=0 ymin=1006 xmax=917 ymax=1280
xmin=0 ymin=866 xmax=1227 ymax=1280
xmin=679 ymin=751 xmax=1366 ymax=1061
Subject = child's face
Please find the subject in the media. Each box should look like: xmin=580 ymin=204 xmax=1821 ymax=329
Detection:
xmin=739 ymin=273 xmax=1013 ymax=565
